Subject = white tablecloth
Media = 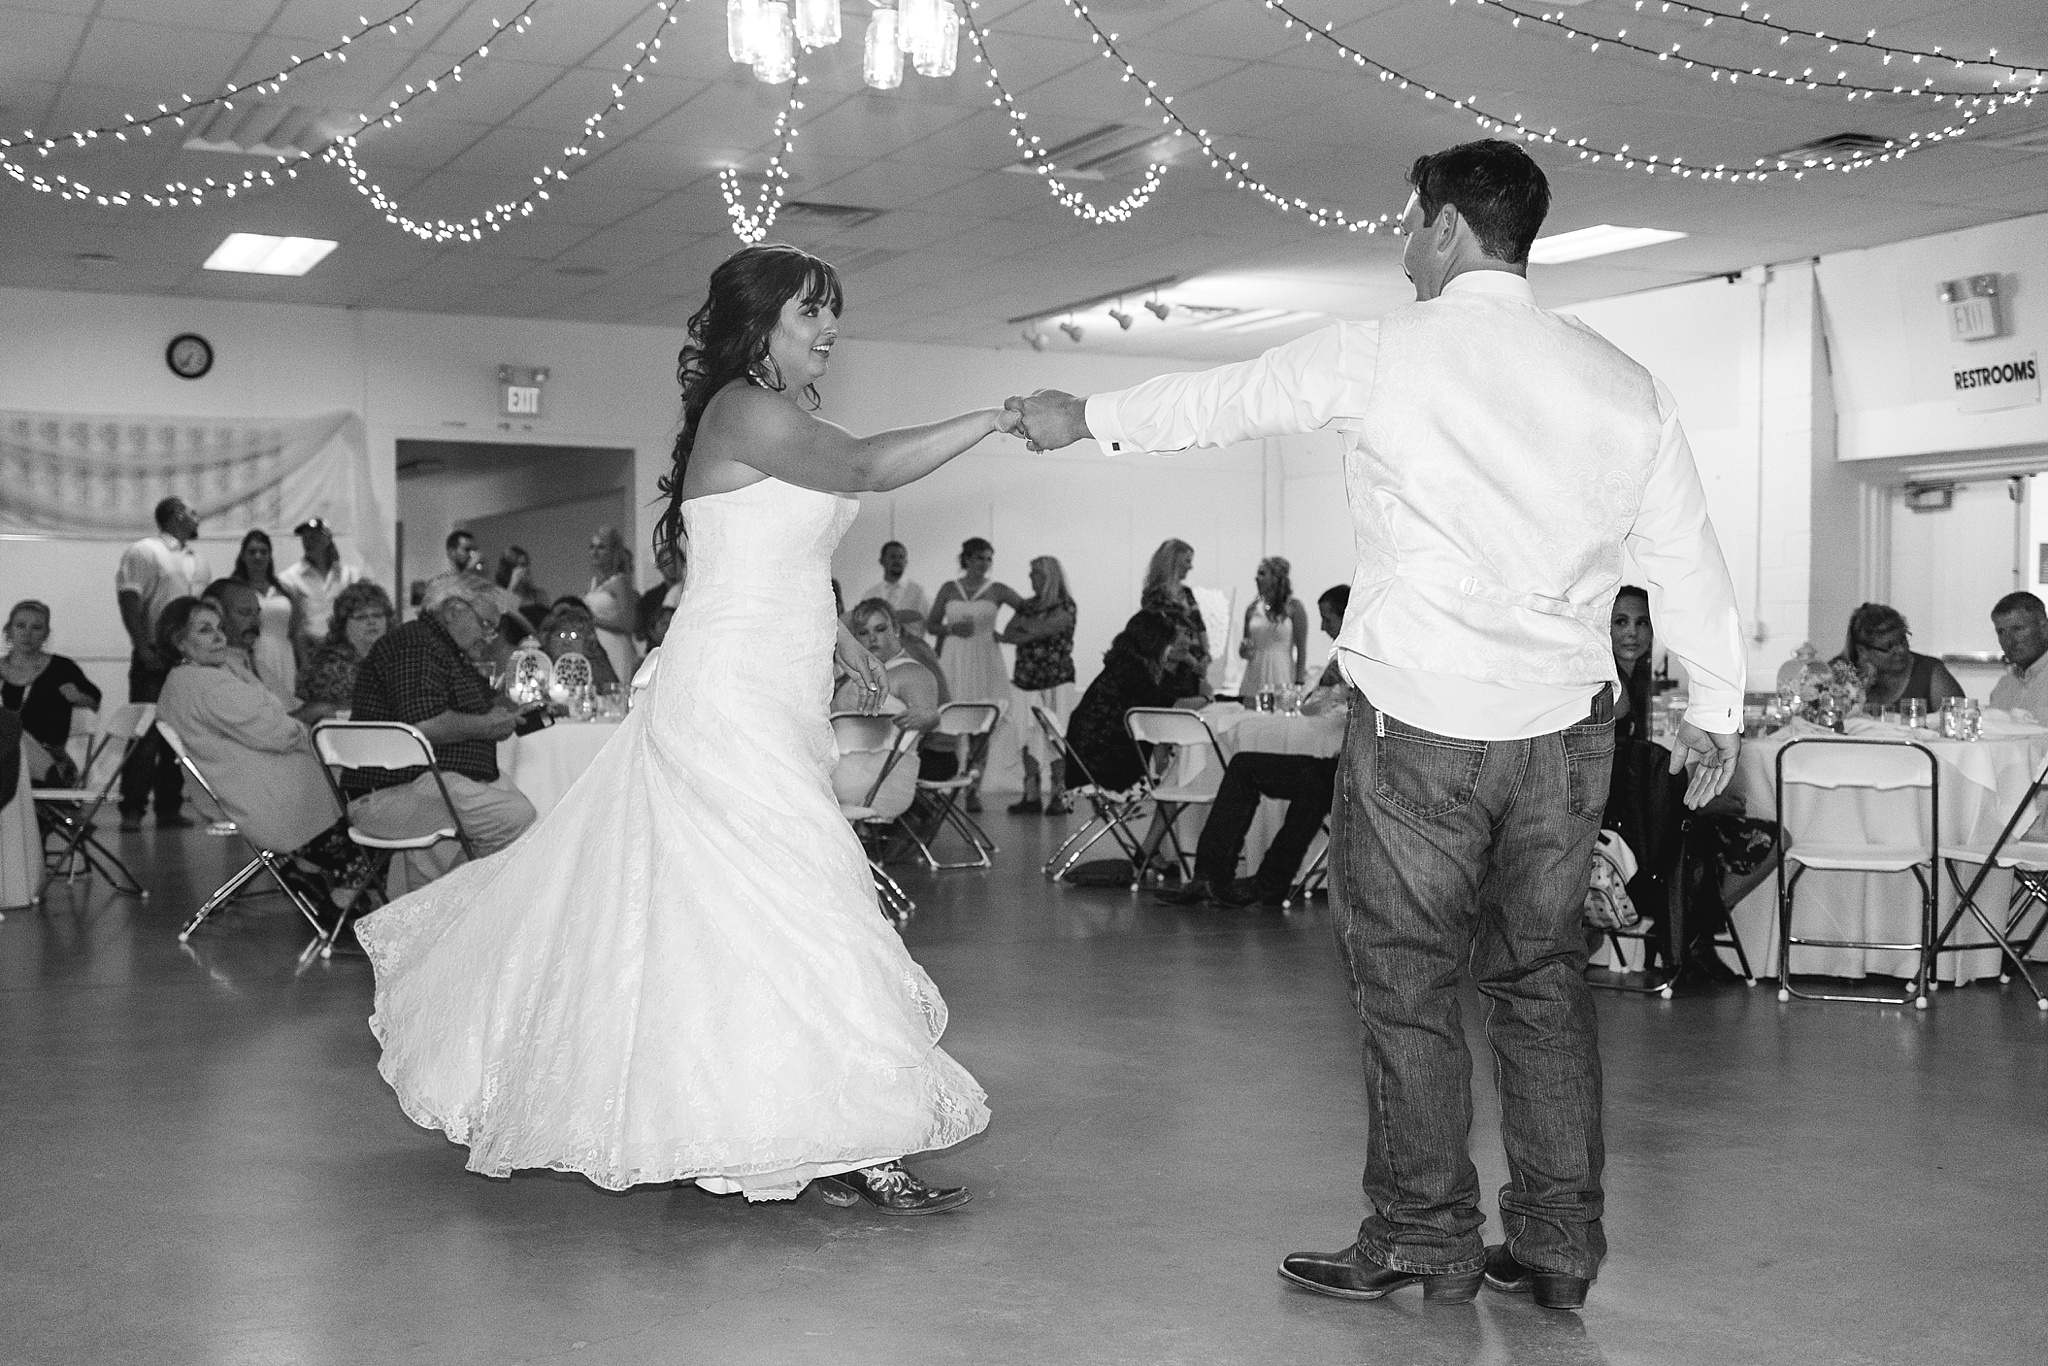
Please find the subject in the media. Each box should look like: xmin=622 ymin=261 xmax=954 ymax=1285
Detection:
xmin=498 ymin=720 xmax=623 ymax=820
xmin=1181 ymin=705 xmax=1348 ymax=880
xmin=1726 ymin=722 xmax=2048 ymax=984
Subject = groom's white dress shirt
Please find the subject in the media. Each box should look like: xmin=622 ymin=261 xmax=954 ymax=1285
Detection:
xmin=1085 ymin=270 xmax=1744 ymax=741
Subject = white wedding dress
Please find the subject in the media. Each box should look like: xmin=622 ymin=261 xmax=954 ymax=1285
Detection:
xmin=355 ymin=476 xmax=989 ymax=1200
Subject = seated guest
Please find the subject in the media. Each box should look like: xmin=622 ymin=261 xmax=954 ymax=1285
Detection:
xmin=296 ymin=581 xmax=395 ymax=723
xmin=153 ymin=597 xmax=375 ymax=910
xmin=1611 ymin=584 xmax=1656 ymax=742
xmin=1990 ymin=591 xmax=2048 ymax=718
xmin=0 ymin=599 xmax=101 ymax=785
xmin=1064 ymin=611 xmax=1198 ymax=795
xmin=830 ymin=599 xmax=937 ymax=816
xmin=537 ymin=601 xmax=622 ymax=691
xmin=203 ymin=577 xmax=266 ymax=677
xmin=346 ymin=577 xmax=538 ymax=895
xmin=1163 ymin=586 xmax=1351 ymax=909
xmin=1837 ymin=603 xmax=1963 ymax=711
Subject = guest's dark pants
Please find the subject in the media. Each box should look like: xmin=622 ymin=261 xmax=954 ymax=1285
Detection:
xmin=1330 ymin=688 xmax=1613 ymax=1282
xmin=119 ymin=653 xmax=184 ymax=819
xmin=1192 ymin=751 xmax=1335 ymax=891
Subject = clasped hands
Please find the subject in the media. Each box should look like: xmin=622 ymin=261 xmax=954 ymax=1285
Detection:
xmin=997 ymin=390 xmax=1091 ymax=453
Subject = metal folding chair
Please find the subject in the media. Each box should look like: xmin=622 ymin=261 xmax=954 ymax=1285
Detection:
xmin=34 ymin=702 xmax=155 ymax=903
xmin=1774 ymin=737 xmax=1939 ymax=1008
xmin=898 ymin=701 xmax=1002 ymax=871
xmin=1282 ymin=828 xmax=1330 ymax=909
xmin=310 ymin=721 xmax=478 ymax=949
xmin=1124 ymin=707 xmax=1229 ymax=890
xmin=159 ymin=721 xmax=335 ymax=962
xmin=831 ymin=712 xmax=923 ymax=926
xmin=1937 ymin=747 xmax=2048 ymax=1010
xmin=1034 ymin=705 xmax=1149 ymax=882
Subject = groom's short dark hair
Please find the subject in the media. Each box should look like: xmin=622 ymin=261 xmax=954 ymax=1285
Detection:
xmin=1407 ymin=140 xmax=1550 ymax=265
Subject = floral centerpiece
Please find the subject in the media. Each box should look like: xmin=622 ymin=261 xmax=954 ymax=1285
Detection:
xmin=1772 ymin=656 xmax=1865 ymax=732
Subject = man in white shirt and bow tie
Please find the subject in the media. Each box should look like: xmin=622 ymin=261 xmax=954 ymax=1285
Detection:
xmin=1010 ymin=139 xmax=1745 ymax=1312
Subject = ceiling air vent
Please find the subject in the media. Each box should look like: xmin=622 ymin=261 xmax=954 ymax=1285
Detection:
xmin=183 ymin=102 xmax=341 ymax=159
xmin=1761 ymin=132 xmax=1896 ymax=168
xmin=779 ymin=201 xmax=884 ymax=230
xmin=1006 ymin=124 xmax=1177 ymax=181
xmin=828 ymin=246 xmax=907 ymax=276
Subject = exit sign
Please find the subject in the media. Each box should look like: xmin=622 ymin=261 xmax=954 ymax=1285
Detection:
xmin=496 ymin=364 xmax=549 ymax=418
xmin=1937 ymin=274 xmax=2006 ymax=342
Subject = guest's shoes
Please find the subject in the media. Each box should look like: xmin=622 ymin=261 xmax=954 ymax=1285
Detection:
xmin=1044 ymin=792 xmax=1071 ymax=815
xmin=1482 ymin=1244 xmax=1591 ymax=1310
xmin=156 ymin=812 xmax=195 ymax=829
xmin=1006 ymin=796 xmax=1043 ymax=815
xmin=118 ymin=811 xmax=145 ymax=833
xmin=964 ymin=793 xmax=982 ymax=813
xmin=1279 ymin=1245 xmax=1481 ymax=1303
xmin=815 ymin=1161 xmax=971 ymax=1215
xmin=1212 ymin=877 xmax=1283 ymax=909
xmin=1156 ymin=878 xmax=1214 ymax=906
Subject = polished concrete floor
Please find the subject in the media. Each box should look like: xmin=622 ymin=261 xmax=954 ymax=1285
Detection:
xmin=4 ymin=812 xmax=2046 ymax=1366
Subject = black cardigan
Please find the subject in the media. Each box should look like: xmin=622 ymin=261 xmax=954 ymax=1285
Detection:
xmin=0 ymin=655 xmax=102 ymax=752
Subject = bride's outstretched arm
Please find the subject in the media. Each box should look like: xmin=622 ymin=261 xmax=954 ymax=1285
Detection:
xmin=706 ymin=387 xmax=1025 ymax=493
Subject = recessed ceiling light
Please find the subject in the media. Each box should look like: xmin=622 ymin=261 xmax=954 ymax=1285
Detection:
xmin=203 ymin=232 xmax=337 ymax=276
xmin=1527 ymin=225 xmax=1687 ymax=266
xmin=1192 ymin=308 xmax=1322 ymax=333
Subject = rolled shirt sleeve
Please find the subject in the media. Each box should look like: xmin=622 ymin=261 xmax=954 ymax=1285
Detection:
xmin=1627 ymin=381 xmax=1748 ymax=733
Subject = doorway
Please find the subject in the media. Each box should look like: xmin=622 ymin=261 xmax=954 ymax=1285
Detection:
xmin=1886 ymin=474 xmax=2032 ymax=696
xmin=395 ymin=440 xmax=635 ymax=614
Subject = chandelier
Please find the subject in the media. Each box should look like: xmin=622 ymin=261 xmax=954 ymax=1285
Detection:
xmin=728 ymin=0 xmax=958 ymax=87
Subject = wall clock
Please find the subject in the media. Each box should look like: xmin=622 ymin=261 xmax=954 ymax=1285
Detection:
xmin=165 ymin=333 xmax=213 ymax=379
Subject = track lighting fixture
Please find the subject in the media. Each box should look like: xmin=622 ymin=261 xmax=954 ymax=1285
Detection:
xmin=1059 ymin=319 xmax=1083 ymax=343
xmin=1022 ymin=326 xmax=1047 ymax=351
xmin=1144 ymin=297 xmax=1171 ymax=321
xmin=1108 ymin=304 xmax=1132 ymax=330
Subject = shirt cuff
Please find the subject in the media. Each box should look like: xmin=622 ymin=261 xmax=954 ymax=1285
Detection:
xmin=1084 ymin=393 xmax=1134 ymax=454
xmin=1683 ymin=694 xmax=1742 ymax=735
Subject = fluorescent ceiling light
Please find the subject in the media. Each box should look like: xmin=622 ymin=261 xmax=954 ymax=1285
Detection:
xmin=203 ymin=233 xmax=337 ymax=275
xmin=1193 ymin=307 xmax=1324 ymax=333
xmin=1527 ymin=225 xmax=1686 ymax=266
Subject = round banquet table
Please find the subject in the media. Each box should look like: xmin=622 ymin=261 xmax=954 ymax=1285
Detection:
xmin=1178 ymin=704 xmax=1348 ymax=880
xmin=1726 ymin=719 xmax=2048 ymax=984
xmin=497 ymin=719 xmax=624 ymax=820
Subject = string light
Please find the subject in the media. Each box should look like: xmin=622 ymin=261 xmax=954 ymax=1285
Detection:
xmin=720 ymin=72 xmax=805 ymax=244
xmin=961 ymin=4 xmax=1162 ymax=225
xmin=1633 ymin=1 xmax=2046 ymax=84
xmin=1463 ymin=0 xmax=2010 ymax=104
xmin=325 ymin=1 xmax=679 ymax=243
xmin=1252 ymin=0 xmax=2034 ymax=178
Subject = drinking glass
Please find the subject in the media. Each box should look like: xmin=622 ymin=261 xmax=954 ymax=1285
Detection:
xmin=1905 ymin=698 xmax=1926 ymax=729
xmin=1961 ymin=698 xmax=1983 ymax=741
xmin=1879 ymin=707 xmax=1901 ymax=728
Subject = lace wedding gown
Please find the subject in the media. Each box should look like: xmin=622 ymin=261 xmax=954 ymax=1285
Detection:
xmin=355 ymin=476 xmax=989 ymax=1200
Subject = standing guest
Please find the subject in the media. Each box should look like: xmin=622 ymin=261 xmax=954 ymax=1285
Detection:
xmin=230 ymin=529 xmax=304 ymax=705
xmin=426 ymin=530 xmax=521 ymax=619
xmin=1165 ymin=586 xmax=1352 ymax=909
xmin=115 ymin=496 xmax=211 ymax=831
xmin=154 ymin=596 xmax=375 ymax=914
xmin=346 ymin=576 xmax=538 ymax=895
xmin=1990 ymin=591 xmax=2048 ymax=718
xmin=925 ymin=537 xmax=1025 ymax=811
xmin=1239 ymin=556 xmax=1309 ymax=697
xmin=999 ymin=555 xmax=1077 ymax=814
xmin=584 ymin=526 xmax=640 ymax=685
xmin=1142 ymin=539 xmax=1212 ymax=700
xmin=0 ymin=600 xmax=101 ymax=785
xmin=1611 ymin=585 xmax=1656 ymax=742
xmin=296 ymin=581 xmax=395 ymax=724
xmin=861 ymin=540 xmax=930 ymax=637
xmin=277 ymin=517 xmax=361 ymax=667
xmin=1836 ymin=603 xmax=1962 ymax=712
xmin=495 ymin=547 xmax=549 ymax=633
xmin=1008 ymin=138 xmax=1745 ymax=1310
xmin=637 ymin=541 xmax=687 ymax=648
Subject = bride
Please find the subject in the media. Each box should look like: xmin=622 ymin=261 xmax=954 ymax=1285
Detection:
xmin=355 ymin=243 xmax=1019 ymax=1212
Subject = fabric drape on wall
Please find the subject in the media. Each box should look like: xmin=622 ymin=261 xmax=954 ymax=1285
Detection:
xmin=0 ymin=410 xmax=388 ymax=571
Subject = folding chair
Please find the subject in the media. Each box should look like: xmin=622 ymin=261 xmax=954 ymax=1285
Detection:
xmin=1774 ymin=737 xmax=1939 ymax=1008
xmin=159 ymin=722 xmax=335 ymax=961
xmin=310 ymin=721 xmax=478 ymax=950
xmin=1034 ymin=704 xmax=1149 ymax=882
xmin=1123 ymin=707 xmax=1229 ymax=891
xmin=831 ymin=712 xmax=923 ymax=926
xmin=898 ymin=701 xmax=1002 ymax=871
xmin=1282 ymin=828 xmax=1330 ymax=909
xmin=1936 ymin=747 xmax=2048 ymax=1010
xmin=34 ymin=702 xmax=156 ymax=903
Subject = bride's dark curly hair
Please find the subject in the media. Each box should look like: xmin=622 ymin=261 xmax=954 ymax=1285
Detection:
xmin=655 ymin=243 xmax=844 ymax=560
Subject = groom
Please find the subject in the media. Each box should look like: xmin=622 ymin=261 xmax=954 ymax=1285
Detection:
xmin=1009 ymin=140 xmax=1744 ymax=1310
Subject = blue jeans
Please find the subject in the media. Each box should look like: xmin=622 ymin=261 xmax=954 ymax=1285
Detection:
xmin=1330 ymin=688 xmax=1612 ymax=1280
